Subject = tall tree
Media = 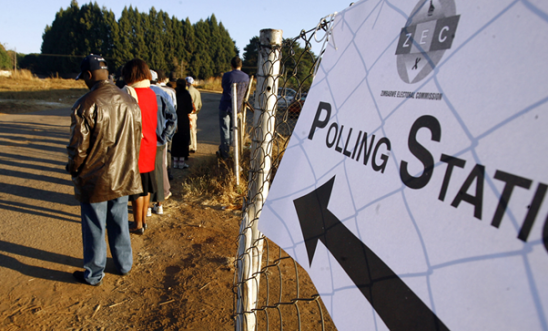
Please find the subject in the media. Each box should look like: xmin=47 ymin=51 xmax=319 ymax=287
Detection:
xmin=111 ymin=7 xmax=133 ymax=70
xmin=146 ymin=7 xmax=167 ymax=71
xmin=123 ymin=6 xmax=148 ymax=61
xmin=41 ymin=0 xmax=83 ymax=73
xmin=207 ymin=15 xmax=226 ymax=76
xmin=280 ymin=38 xmax=316 ymax=91
xmin=192 ymin=19 xmax=214 ymax=79
xmin=159 ymin=11 xmax=175 ymax=74
xmin=242 ymin=36 xmax=260 ymax=76
xmin=217 ymin=22 xmax=236 ymax=74
xmin=182 ymin=17 xmax=195 ymax=70
xmin=41 ymin=0 xmax=118 ymax=74
xmin=169 ymin=17 xmax=187 ymax=79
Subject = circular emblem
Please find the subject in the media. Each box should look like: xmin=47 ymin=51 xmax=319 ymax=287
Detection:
xmin=396 ymin=0 xmax=459 ymax=84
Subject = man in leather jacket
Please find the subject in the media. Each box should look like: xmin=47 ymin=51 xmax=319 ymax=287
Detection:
xmin=66 ymin=54 xmax=143 ymax=286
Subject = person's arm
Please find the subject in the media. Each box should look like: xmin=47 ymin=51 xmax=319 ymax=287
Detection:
xmin=162 ymin=96 xmax=178 ymax=142
xmin=195 ymin=90 xmax=202 ymax=114
xmin=66 ymin=104 xmax=92 ymax=176
xmin=185 ymin=91 xmax=194 ymax=115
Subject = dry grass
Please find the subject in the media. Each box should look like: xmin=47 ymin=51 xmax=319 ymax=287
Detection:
xmin=181 ymin=152 xmax=249 ymax=206
xmin=195 ymin=75 xmax=257 ymax=95
xmin=0 ymin=69 xmax=88 ymax=114
xmin=195 ymin=77 xmax=223 ymax=92
xmin=0 ymin=69 xmax=86 ymax=92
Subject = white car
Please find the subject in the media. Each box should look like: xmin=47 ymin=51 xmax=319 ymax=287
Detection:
xmin=277 ymin=87 xmax=297 ymax=109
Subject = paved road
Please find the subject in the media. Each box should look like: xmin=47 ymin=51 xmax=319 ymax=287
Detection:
xmin=0 ymin=90 xmax=221 ymax=297
xmin=195 ymin=91 xmax=221 ymax=154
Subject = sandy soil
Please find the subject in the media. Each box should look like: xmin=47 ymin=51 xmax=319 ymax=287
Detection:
xmin=0 ymin=101 xmax=240 ymax=330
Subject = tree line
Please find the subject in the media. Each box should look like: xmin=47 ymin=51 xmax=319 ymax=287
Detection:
xmin=18 ymin=0 xmax=237 ymax=79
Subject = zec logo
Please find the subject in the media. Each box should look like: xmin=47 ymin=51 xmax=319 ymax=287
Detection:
xmin=396 ymin=0 xmax=460 ymax=84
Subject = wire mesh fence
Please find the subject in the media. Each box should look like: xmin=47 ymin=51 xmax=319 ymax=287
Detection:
xmin=233 ymin=19 xmax=338 ymax=331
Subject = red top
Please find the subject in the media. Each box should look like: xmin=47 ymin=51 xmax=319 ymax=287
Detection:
xmin=135 ymin=88 xmax=158 ymax=173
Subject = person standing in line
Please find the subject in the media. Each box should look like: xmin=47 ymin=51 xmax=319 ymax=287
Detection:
xmin=158 ymin=70 xmax=177 ymax=110
xmin=218 ymin=56 xmax=249 ymax=159
xmin=148 ymin=70 xmax=177 ymax=216
xmin=157 ymin=70 xmax=177 ymax=180
xmin=67 ymin=54 xmax=142 ymax=286
xmin=121 ymin=59 xmax=158 ymax=234
xmin=171 ymin=78 xmax=194 ymax=169
xmin=167 ymin=72 xmax=178 ymax=90
xmin=186 ymin=76 xmax=202 ymax=153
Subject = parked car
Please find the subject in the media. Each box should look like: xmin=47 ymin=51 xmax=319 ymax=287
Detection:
xmin=253 ymin=87 xmax=307 ymax=116
xmin=277 ymin=87 xmax=297 ymax=109
xmin=287 ymin=91 xmax=307 ymax=116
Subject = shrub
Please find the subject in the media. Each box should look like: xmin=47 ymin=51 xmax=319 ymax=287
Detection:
xmin=0 ymin=44 xmax=12 ymax=70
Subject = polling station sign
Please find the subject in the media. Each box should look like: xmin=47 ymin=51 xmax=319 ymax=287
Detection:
xmin=258 ymin=0 xmax=548 ymax=330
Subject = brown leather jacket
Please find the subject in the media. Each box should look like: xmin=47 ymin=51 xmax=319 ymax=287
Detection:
xmin=66 ymin=80 xmax=143 ymax=203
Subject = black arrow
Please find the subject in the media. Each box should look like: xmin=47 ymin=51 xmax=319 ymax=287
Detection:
xmin=293 ymin=176 xmax=449 ymax=331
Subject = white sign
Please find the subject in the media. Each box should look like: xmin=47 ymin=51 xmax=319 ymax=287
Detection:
xmin=259 ymin=0 xmax=548 ymax=330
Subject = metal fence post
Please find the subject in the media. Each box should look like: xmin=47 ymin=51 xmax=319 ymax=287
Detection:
xmin=232 ymin=83 xmax=240 ymax=186
xmin=235 ymin=28 xmax=283 ymax=331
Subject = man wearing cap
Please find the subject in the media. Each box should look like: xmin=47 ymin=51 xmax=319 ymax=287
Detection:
xmin=186 ymin=76 xmax=202 ymax=153
xmin=67 ymin=54 xmax=143 ymax=286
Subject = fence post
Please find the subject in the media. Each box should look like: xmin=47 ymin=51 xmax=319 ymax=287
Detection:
xmin=235 ymin=28 xmax=283 ymax=331
xmin=232 ymin=83 xmax=240 ymax=186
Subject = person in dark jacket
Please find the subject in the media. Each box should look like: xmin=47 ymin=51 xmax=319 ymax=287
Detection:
xmin=171 ymin=78 xmax=194 ymax=169
xmin=218 ymin=56 xmax=249 ymax=158
xmin=66 ymin=54 xmax=142 ymax=286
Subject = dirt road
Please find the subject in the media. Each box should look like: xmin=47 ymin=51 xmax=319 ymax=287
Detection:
xmin=0 ymin=92 xmax=244 ymax=330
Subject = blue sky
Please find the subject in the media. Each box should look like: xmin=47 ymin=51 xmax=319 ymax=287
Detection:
xmin=0 ymin=0 xmax=353 ymax=57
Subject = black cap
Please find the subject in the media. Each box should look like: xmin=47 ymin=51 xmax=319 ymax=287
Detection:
xmin=76 ymin=54 xmax=108 ymax=80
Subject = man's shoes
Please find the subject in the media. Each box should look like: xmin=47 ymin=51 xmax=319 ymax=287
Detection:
xmin=180 ymin=162 xmax=189 ymax=169
xmin=152 ymin=204 xmax=164 ymax=215
xmin=190 ymin=150 xmax=196 ymax=153
xmin=73 ymin=271 xmax=102 ymax=286
xmin=146 ymin=207 xmax=152 ymax=217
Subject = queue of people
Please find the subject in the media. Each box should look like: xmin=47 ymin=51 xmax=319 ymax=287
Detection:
xmin=66 ymin=54 xmax=206 ymax=286
xmin=67 ymin=54 xmax=249 ymax=286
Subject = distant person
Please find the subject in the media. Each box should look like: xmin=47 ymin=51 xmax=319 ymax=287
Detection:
xmin=186 ymin=76 xmax=202 ymax=153
xmin=114 ymin=66 xmax=126 ymax=88
xmin=158 ymin=70 xmax=177 ymax=110
xmin=171 ymin=78 xmax=194 ymax=169
xmin=121 ymin=59 xmax=158 ymax=234
xmin=218 ymin=56 xmax=249 ymax=159
xmin=167 ymin=71 xmax=178 ymax=90
xmin=157 ymin=70 xmax=177 ymax=180
xmin=66 ymin=54 xmax=142 ymax=286
xmin=148 ymin=70 xmax=177 ymax=216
